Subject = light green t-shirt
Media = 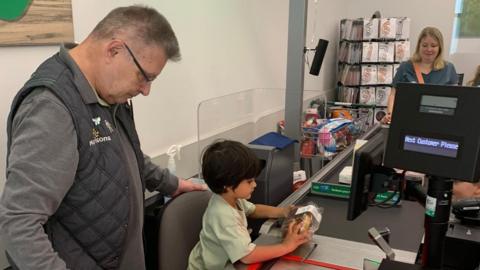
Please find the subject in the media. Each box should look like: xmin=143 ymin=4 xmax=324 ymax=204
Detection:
xmin=188 ymin=194 xmax=256 ymax=270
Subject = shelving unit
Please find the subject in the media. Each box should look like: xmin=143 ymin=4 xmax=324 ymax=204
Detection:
xmin=336 ymin=16 xmax=411 ymax=125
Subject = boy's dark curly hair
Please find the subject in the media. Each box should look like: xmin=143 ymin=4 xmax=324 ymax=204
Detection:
xmin=201 ymin=140 xmax=264 ymax=194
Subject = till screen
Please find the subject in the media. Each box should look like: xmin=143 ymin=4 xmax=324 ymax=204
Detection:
xmin=403 ymin=135 xmax=460 ymax=158
xmin=419 ymin=95 xmax=457 ymax=116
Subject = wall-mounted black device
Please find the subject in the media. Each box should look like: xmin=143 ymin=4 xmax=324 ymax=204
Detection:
xmin=308 ymin=39 xmax=328 ymax=76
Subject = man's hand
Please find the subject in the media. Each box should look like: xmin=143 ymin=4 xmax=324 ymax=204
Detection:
xmin=172 ymin=178 xmax=208 ymax=197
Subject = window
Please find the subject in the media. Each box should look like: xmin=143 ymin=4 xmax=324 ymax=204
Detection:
xmin=451 ymin=0 xmax=480 ymax=53
xmin=456 ymin=0 xmax=480 ymax=37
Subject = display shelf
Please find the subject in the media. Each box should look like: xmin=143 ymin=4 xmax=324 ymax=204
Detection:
xmin=339 ymin=61 xmax=402 ymax=65
xmin=327 ymin=101 xmax=387 ymax=108
xmin=340 ymin=38 xmax=409 ymax=43
xmin=336 ymin=16 xmax=410 ymax=125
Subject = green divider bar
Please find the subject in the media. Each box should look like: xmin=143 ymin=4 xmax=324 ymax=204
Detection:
xmin=311 ymin=182 xmax=351 ymax=199
xmin=311 ymin=182 xmax=399 ymax=204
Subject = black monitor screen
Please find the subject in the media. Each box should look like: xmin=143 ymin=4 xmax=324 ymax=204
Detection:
xmin=403 ymin=135 xmax=460 ymax=158
xmin=385 ymin=83 xmax=480 ymax=182
xmin=419 ymin=95 xmax=458 ymax=116
xmin=347 ymin=132 xmax=385 ymax=221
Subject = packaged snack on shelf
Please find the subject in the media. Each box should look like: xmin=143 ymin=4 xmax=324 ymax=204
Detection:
xmin=377 ymin=65 xmax=393 ymax=84
xmin=281 ymin=202 xmax=324 ymax=235
xmin=395 ymin=41 xmax=410 ymax=62
xmin=378 ymin=42 xmax=395 ymax=63
xmin=361 ymin=64 xmax=378 ymax=85
xmin=376 ymin=86 xmax=391 ymax=106
xmin=396 ymin=17 xmax=411 ymax=39
xmin=362 ymin=42 xmax=378 ymax=62
xmin=359 ymin=86 xmax=376 ymax=105
xmin=300 ymin=138 xmax=316 ymax=158
xmin=374 ymin=108 xmax=388 ymax=124
xmin=379 ymin=18 xmax=397 ymax=39
xmin=316 ymin=118 xmax=353 ymax=157
xmin=293 ymin=170 xmax=307 ymax=191
xmin=363 ymin=18 xmax=379 ymax=40
xmin=330 ymin=108 xmax=353 ymax=120
xmin=318 ymin=127 xmax=337 ymax=157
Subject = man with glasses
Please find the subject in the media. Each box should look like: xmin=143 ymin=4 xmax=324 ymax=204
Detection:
xmin=0 ymin=5 xmax=205 ymax=270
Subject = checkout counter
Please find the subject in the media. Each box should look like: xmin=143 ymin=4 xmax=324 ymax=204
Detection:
xmin=238 ymin=125 xmax=423 ymax=270
xmin=239 ymin=83 xmax=480 ymax=269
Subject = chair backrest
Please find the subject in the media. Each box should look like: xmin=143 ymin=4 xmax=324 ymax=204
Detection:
xmin=457 ymin=73 xmax=464 ymax=86
xmin=158 ymin=190 xmax=212 ymax=270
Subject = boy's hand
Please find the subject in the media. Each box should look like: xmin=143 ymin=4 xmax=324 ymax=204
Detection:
xmin=281 ymin=205 xmax=295 ymax=218
xmin=282 ymin=220 xmax=311 ymax=251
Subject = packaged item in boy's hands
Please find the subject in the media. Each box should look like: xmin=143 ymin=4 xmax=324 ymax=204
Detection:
xmin=282 ymin=202 xmax=323 ymax=235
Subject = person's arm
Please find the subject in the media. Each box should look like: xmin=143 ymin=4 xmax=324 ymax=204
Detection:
xmin=0 ymin=89 xmax=78 ymax=270
xmin=249 ymin=204 xmax=290 ymax=219
xmin=143 ymin=155 xmax=206 ymax=196
xmin=143 ymin=154 xmax=179 ymax=194
xmin=382 ymin=87 xmax=396 ymax=124
xmin=240 ymin=221 xmax=310 ymax=264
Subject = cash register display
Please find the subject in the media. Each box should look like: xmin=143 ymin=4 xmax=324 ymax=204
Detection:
xmin=403 ymin=135 xmax=460 ymax=158
xmin=419 ymin=95 xmax=458 ymax=116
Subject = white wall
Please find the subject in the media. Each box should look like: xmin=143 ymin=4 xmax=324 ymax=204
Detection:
xmin=451 ymin=52 xmax=479 ymax=85
xmin=303 ymin=0 xmax=348 ymax=93
xmin=451 ymin=37 xmax=480 ymax=83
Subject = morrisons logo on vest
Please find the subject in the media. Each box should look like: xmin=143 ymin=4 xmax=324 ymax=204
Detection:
xmin=90 ymin=128 xmax=112 ymax=146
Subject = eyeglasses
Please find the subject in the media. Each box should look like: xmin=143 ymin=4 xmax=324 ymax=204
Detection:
xmin=123 ymin=43 xmax=155 ymax=83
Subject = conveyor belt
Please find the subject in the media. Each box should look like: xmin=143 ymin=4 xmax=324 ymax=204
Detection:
xmin=297 ymin=194 xmax=424 ymax=252
xmin=260 ymin=124 xmax=424 ymax=253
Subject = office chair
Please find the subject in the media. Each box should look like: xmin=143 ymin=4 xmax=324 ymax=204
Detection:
xmin=457 ymin=73 xmax=464 ymax=86
xmin=157 ymin=190 xmax=212 ymax=270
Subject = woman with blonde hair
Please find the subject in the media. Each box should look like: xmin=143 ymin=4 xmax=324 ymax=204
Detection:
xmin=467 ymin=65 xmax=480 ymax=86
xmin=383 ymin=26 xmax=458 ymax=123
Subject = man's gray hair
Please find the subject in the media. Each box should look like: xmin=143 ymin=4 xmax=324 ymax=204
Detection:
xmin=91 ymin=5 xmax=181 ymax=61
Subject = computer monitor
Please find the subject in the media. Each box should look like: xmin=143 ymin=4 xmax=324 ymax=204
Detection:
xmin=347 ymin=132 xmax=389 ymax=221
xmin=384 ymin=83 xmax=480 ymax=183
xmin=381 ymin=83 xmax=480 ymax=268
